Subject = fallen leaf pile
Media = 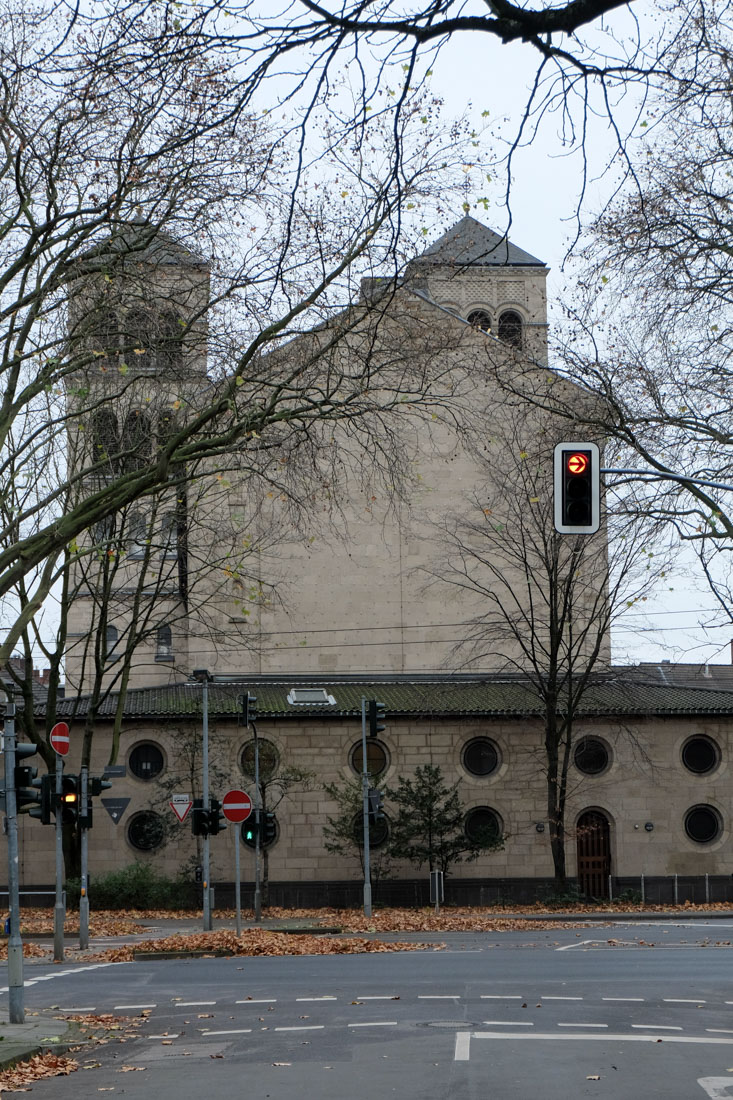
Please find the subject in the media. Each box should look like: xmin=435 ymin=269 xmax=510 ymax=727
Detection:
xmin=0 ymin=940 xmax=50 ymax=960
xmin=7 ymin=910 xmax=147 ymax=937
xmin=282 ymin=908 xmax=590 ymax=934
xmin=83 ymin=928 xmax=438 ymax=962
xmin=0 ymin=1052 xmax=78 ymax=1091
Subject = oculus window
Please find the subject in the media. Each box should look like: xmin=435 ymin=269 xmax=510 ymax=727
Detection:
xmin=462 ymin=737 xmax=500 ymax=777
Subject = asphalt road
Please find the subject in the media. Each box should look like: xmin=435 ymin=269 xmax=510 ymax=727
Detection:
xmin=8 ymin=919 xmax=733 ymax=1099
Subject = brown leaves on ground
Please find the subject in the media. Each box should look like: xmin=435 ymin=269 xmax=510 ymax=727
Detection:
xmin=6 ymin=910 xmax=147 ymax=937
xmin=308 ymin=908 xmax=586 ymax=933
xmin=86 ymin=928 xmax=439 ymax=962
xmin=0 ymin=941 xmax=50 ymax=960
xmin=0 ymin=1052 xmax=78 ymax=1091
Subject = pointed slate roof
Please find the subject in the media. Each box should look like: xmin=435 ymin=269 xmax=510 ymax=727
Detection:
xmin=420 ymin=215 xmax=545 ymax=268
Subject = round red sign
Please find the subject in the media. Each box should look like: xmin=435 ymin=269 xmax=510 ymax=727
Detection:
xmin=49 ymin=721 xmax=70 ymax=756
xmin=222 ymin=789 xmax=253 ymax=823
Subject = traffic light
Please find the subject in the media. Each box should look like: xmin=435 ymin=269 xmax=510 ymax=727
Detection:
xmin=191 ymin=797 xmax=209 ymax=836
xmin=89 ymin=776 xmax=112 ymax=797
xmin=242 ymin=812 xmax=259 ymax=847
xmin=208 ymin=798 xmax=226 ymax=836
xmin=368 ymin=788 xmax=384 ymax=825
xmin=368 ymin=699 xmax=386 ymax=738
xmin=553 ymin=442 xmax=600 ymax=534
xmin=14 ymin=743 xmax=40 ymax=815
xmin=28 ymin=774 xmax=54 ymax=825
xmin=60 ymin=774 xmax=79 ymax=825
xmin=263 ymin=812 xmax=277 ymax=845
xmin=241 ymin=691 xmax=257 ymax=727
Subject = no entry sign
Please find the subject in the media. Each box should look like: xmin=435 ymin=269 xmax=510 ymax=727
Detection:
xmin=222 ymin=789 xmax=252 ymax=823
xmin=49 ymin=721 xmax=70 ymax=756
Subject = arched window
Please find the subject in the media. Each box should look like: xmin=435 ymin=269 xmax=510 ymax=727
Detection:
xmin=160 ymin=512 xmax=178 ymax=557
xmin=157 ymin=310 xmax=184 ymax=372
xmin=88 ymin=308 xmax=120 ymax=360
xmin=156 ymin=624 xmax=173 ymax=660
xmin=125 ymin=307 xmax=156 ymax=370
xmin=466 ymin=309 xmax=492 ymax=332
xmin=91 ymin=409 xmax=120 ymax=472
xmin=498 ymin=310 xmax=523 ymax=348
xmin=104 ymin=625 xmax=118 ymax=661
xmin=121 ymin=410 xmax=152 ymax=471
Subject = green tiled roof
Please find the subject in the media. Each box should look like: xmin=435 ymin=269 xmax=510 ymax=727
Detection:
xmin=52 ymin=676 xmax=733 ymax=722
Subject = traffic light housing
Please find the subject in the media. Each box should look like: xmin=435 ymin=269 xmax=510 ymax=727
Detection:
xmin=553 ymin=442 xmax=600 ymax=534
xmin=242 ymin=814 xmax=258 ymax=847
xmin=191 ymin=797 xmax=209 ymax=836
xmin=368 ymin=788 xmax=384 ymax=825
xmin=60 ymin=774 xmax=79 ymax=825
xmin=89 ymin=776 xmax=112 ymax=797
xmin=14 ymin=743 xmax=40 ymax=815
xmin=241 ymin=691 xmax=257 ymax=727
xmin=28 ymin=774 xmax=54 ymax=825
xmin=208 ymin=798 xmax=226 ymax=836
xmin=368 ymin=699 xmax=386 ymax=738
xmin=263 ymin=811 xmax=277 ymax=845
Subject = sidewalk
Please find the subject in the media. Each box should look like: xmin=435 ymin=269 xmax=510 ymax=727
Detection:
xmin=0 ymin=1013 xmax=78 ymax=1071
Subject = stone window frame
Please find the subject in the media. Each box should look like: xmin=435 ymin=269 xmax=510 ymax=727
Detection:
xmin=461 ymin=736 xmax=501 ymax=779
xmin=128 ymin=740 xmax=166 ymax=782
xmin=680 ymin=734 xmax=721 ymax=776
xmin=573 ymin=735 xmax=612 ymax=777
xmin=684 ymin=803 xmax=723 ymax=846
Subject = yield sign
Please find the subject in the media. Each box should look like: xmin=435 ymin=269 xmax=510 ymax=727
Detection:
xmin=222 ymin=789 xmax=252 ymax=823
xmin=170 ymin=793 xmax=193 ymax=823
xmin=49 ymin=721 xmax=70 ymax=756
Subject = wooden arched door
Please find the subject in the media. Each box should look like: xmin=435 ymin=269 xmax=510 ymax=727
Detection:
xmin=576 ymin=810 xmax=611 ymax=899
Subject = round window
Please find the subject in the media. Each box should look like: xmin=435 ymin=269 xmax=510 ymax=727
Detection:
xmin=463 ymin=738 xmax=500 ymax=777
xmin=127 ymin=811 xmax=165 ymax=851
xmin=682 ymin=736 xmax=719 ymax=775
xmin=685 ymin=805 xmax=722 ymax=844
xmin=574 ymin=737 xmax=610 ymax=776
xmin=464 ymin=806 xmax=503 ymax=846
xmin=349 ymin=740 xmax=388 ymax=779
xmin=128 ymin=742 xmax=165 ymax=781
xmin=241 ymin=739 xmax=279 ymax=782
xmin=351 ymin=813 xmax=390 ymax=849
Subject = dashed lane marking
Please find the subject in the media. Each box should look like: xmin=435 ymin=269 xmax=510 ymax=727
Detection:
xmin=632 ymin=1024 xmax=683 ymax=1031
xmin=707 ymin=1030 xmax=733 ymax=1035
xmin=177 ymin=1001 xmax=216 ymax=1007
xmin=347 ymin=1022 xmax=397 ymax=1028
xmin=454 ymin=1032 xmax=471 ymax=1061
xmin=357 ymin=996 xmax=399 ymax=1000
xmin=235 ymin=999 xmax=276 ymax=1004
xmin=665 ymin=998 xmax=707 ymax=1004
xmin=114 ymin=1004 xmax=157 ymax=1010
xmin=541 ymin=996 xmax=584 ymax=1000
xmin=557 ymin=1022 xmax=607 ymax=1028
xmin=202 ymin=1029 xmax=252 ymax=1036
xmin=603 ymin=997 xmax=645 ymax=1002
xmin=274 ymin=1025 xmax=325 ymax=1032
xmin=418 ymin=995 xmax=460 ymax=1000
xmin=482 ymin=1021 xmax=534 ymax=1026
xmin=296 ymin=996 xmax=337 ymax=1002
xmin=556 ymin=940 xmax=595 ymax=951
xmin=480 ymin=995 xmax=523 ymax=1000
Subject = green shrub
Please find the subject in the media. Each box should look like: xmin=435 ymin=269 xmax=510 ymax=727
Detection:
xmin=66 ymin=861 xmax=196 ymax=910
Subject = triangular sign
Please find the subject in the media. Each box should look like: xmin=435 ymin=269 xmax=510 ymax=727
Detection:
xmin=101 ymin=797 xmax=131 ymax=824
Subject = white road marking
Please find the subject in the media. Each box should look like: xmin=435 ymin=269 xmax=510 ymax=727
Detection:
xmin=469 ymin=1031 xmax=733 ymax=1045
xmin=602 ymin=997 xmax=645 ymax=1002
xmin=235 ymin=998 xmax=276 ymax=1004
xmin=148 ymin=1033 xmax=180 ymax=1039
xmin=665 ymin=998 xmax=707 ymax=1004
xmin=296 ymin=996 xmax=337 ymax=1002
xmin=557 ymin=1023 xmax=608 ymax=1028
xmin=58 ymin=1007 xmax=97 ymax=1013
xmin=632 ymin=1024 xmax=683 ymax=1031
xmin=275 ymin=1025 xmax=325 ymax=1032
xmin=698 ymin=1077 xmax=733 ymax=1098
xmin=556 ymin=940 xmax=595 ymax=951
xmin=482 ymin=1021 xmax=534 ymax=1027
xmin=201 ymin=1029 xmax=253 ymax=1036
xmin=454 ymin=1032 xmax=471 ymax=1060
xmin=114 ymin=1004 xmax=157 ymax=1010
xmin=418 ymin=995 xmax=459 ymax=999
xmin=178 ymin=1001 xmax=216 ymax=1007
xmin=480 ymin=995 xmax=523 ymax=1000
xmin=357 ymin=996 xmax=399 ymax=1000
xmin=541 ymin=996 xmax=584 ymax=1000
xmin=347 ymin=1022 xmax=397 ymax=1028
xmin=707 ymin=1030 xmax=733 ymax=1035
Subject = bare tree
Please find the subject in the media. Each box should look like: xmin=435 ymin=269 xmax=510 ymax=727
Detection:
xmin=426 ymin=418 xmax=669 ymax=889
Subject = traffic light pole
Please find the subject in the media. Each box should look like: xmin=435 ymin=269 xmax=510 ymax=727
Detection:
xmin=360 ymin=697 xmax=372 ymax=918
xmin=252 ymin=720 xmax=262 ymax=922
xmin=3 ymin=694 xmax=24 ymax=1023
xmin=54 ymin=760 xmax=64 ymax=962
xmin=79 ymin=766 xmax=89 ymax=950
xmin=201 ymin=677 xmax=211 ymax=933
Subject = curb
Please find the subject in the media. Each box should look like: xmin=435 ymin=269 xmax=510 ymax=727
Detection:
xmin=0 ymin=1020 xmax=84 ymax=1073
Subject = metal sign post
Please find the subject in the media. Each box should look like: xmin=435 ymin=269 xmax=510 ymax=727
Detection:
xmin=221 ymin=790 xmax=253 ymax=937
xmin=361 ymin=697 xmax=372 ymax=918
xmin=54 ymin=759 xmax=64 ymax=962
xmin=79 ymin=766 xmax=89 ymax=950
